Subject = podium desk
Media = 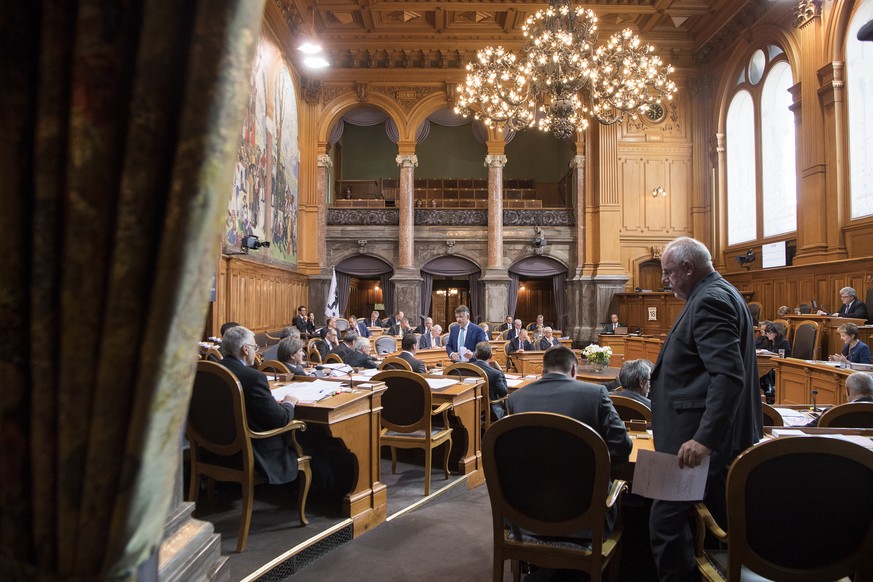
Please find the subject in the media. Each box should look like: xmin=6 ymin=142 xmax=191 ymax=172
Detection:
xmin=427 ymin=376 xmax=485 ymax=488
xmin=273 ymin=378 xmax=387 ymax=537
xmin=774 ymin=358 xmax=855 ymax=406
xmin=513 ymin=350 xmax=548 ymax=376
xmin=625 ymin=336 xmax=664 ymax=361
xmin=598 ymin=334 xmax=627 ymax=364
xmin=785 ymin=315 xmax=866 ymax=359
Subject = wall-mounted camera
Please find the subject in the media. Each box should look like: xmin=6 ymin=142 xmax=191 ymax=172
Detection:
xmin=532 ymin=226 xmax=547 ymax=255
xmin=734 ymin=249 xmax=756 ymax=269
xmin=241 ymin=235 xmax=270 ymax=254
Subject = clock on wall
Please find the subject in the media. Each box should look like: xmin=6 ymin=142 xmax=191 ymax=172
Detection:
xmin=645 ymin=103 xmax=666 ymax=122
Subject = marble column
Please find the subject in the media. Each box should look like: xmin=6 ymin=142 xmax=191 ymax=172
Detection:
xmin=481 ymin=154 xmax=511 ymax=323
xmin=315 ymin=153 xmax=332 ymax=269
xmin=395 ymin=154 xmax=418 ymax=270
xmin=566 ymin=153 xmax=588 ymax=342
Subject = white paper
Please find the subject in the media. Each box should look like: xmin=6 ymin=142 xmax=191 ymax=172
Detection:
xmin=631 ymin=449 xmax=710 ymax=501
xmin=425 ymin=378 xmax=458 ymax=391
xmin=321 ymin=363 xmax=353 ymax=374
xmin=355 ymin=368 xmax=380 ymax=378
xmin=506 ymin=378 xmax=526 ymax=387
xmin=272 ymin=379 xmax=338 ymax=403
xmin=458 ymin=346 xmax=473 ymax=362
xmin=774 ymin=407 xmax=815 ymax=427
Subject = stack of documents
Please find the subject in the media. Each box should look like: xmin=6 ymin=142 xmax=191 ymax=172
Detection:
xmin=272 ymin=379 xmax=338 ymax=403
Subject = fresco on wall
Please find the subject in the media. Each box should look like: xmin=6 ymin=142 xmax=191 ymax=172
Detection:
xmin=226 ymin=36 xmax=299 ymax=265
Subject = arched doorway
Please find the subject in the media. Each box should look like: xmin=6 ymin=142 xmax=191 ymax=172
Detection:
xmin=509 ymin=256 xmax=568 ymax=330
xmin=420 ymin=256 xmax=482 ymax=329
xmin=638 ymin=259 xmax=663 ymax=292
xmin=335 ymin=255 xmax=394 ymax=319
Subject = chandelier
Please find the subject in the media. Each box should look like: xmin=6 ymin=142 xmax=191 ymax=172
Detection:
xmin=455 ymin=0 xmax=677 ymax=140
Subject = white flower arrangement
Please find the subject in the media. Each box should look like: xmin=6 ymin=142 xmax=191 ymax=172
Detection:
xmin=581 ymin=344 xmax=612 ymax=365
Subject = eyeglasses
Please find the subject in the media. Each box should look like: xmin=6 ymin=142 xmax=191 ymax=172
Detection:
xmin=245 ymin=343 xmax=260 ymax=353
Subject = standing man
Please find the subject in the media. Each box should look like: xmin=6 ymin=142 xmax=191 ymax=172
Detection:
xmin=649 ymin=237 xmax=762 ymax=581
xmin=397 ymin=333 xmax=427 ymax=373
xmin=293 ymin=305 xmax=316 ymax=337
xmin=446 ymin=305 xmax=488 ymax=362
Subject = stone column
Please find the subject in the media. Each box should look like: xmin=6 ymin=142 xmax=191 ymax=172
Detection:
xmin=566 ymin=151 xmax=588 ymax=343
xmin=315 ymin=153 xmax=332 ymax=268
xmin=481 ymin=154 xmax=511 ymax=323
xmin=396 ymin=154 xmax=418 ymax=270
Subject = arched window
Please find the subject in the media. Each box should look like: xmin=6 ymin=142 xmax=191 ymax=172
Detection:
xmin=847 ymin=1 xmax=873 ymax=219
xmin=725 ymin=46 xmax=797 ymax=246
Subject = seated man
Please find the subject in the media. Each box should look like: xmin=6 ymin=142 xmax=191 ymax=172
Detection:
xmin=220 ymin=321 xmax=241 ymax=336
xmin=506 ymin=318 xmax=524 ymax=340
xmin=415 ymin=316 xmax=434 ymax=336
xmin=420 ymin=324 xmax=442 ymax=349
xmin=319 ymin=316 xmax=338 ymax=339
xmin=276 ymin=337 xmax=309 ymax=376
xmin=615 ymin=358 xmax=653 ymax=408
xmin=344 ymin=336 xmax=378 ymax=369
xmin=818 ymin=286 xmax=869 ymax=322
xmin=349 ymin=314 xmax=370 ymax=338
xmin=292 ymin=305 xmax=316 ymax=337
xmin=384 ymin=310 xmax=404 ymax=330
xmin=536 ymin=326 xmax=561 ymax=350
xmin=220 ymin=325 xmax=300 ymax=484
xmin=470 ymin=341 xmax=509 ymax=421
xmin=397 ymin=333 xmax=427 ymax=373
xmin=603 ymin=313 xmax=625 ymax=334
xmin=262 ymin=326 xmax=299 ymax=361
xmin=807 ymin=372 xmax=873 ymax=426
xmin=388 ymin=316 xmax=413 ymax=337
xmin=507 ymin=328 xmax=534 ymax=354
xmin=317 ymin=328 xmax=340 ymax=361
xmin=330 ymin=330 xmax=357 ymax=360
xmin=495 ymin=315 xmax=514 ymax=332
xmin=367 ymin=310 xmax=382 ymax=328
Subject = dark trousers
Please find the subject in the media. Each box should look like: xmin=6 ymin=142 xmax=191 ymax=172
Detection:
xmin=649 ymin=452 xmax=729 ymax=582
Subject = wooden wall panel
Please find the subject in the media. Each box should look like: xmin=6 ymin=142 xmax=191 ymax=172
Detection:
xmin=210 ymin=255 xmax=308 ymax=335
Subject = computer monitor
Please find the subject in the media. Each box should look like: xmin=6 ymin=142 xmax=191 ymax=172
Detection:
xmin=614 ymin=326 xmax=629 ymax=335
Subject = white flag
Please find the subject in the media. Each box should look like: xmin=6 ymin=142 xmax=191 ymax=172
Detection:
xmin=325 ymin=268 xmax=340 ymax=318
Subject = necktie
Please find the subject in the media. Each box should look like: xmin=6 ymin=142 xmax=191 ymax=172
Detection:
xmin=458 ymin=326 xmax=466 ymax=352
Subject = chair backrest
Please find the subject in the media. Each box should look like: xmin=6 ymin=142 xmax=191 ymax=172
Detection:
xmin=791 ymin=321 xmax=819 ymax=360
xmin=525 ymin=322 xmax=538 ymax=331
xmin=440 ymin=333 xmax=450 ymax=345
xmin=335 ymin=317 xmax=349 ymax=331
xmin=307 ymin=344 xmax=323 ymax=364
xmin=374 ymin=336 xmax=397 ymax=355
xmin=817 ymin=402 xmax=873 ymax=428
xmin=449 ymin=322 xmax=459 ymax=332
xmin=747 ymin=301 xmax=762 ymax=325
xmin=324 ymin=353 xmax=344 ymax=364
xmin=259 ymin=360 xmax=291 ymax=374
xmin=798 ymin=303 xmax=812 ymax=314
xmin=499 ymin=329 xmax=511 ymax=340
xmin=609 ymin=394 xmax=652 ymax=422
xmin=444 ymin=362 xmax=486 ymax=379
xmin=204 ymin=347 xmax=223 ymax=362
xmin=483 ymin=412 xmax=612 ymax=543
xmin=253 ymin=331 xmax=269 ymax=347
xmin=761 ymin=402 xmax=784 ymax=427
xmin=264 ymin=329 xmax=283 ymax=343
xmin=372 ymin=370 xmax=433 ymax=433
xmin=722 ymin=436 xmax=873 ymax=581
xmin=772 ymin=318 xmax=791 ymax=342
xmin=187 ymin=361 xmax=252 ymax=460
xmin=379 ymin=355 xmax=413 ymax=371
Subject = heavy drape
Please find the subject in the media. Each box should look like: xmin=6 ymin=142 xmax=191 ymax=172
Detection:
xmin=334 ymin=255 xmax=394 ymax=318
xmin=420 ymin=256 xmax=482 ymax=322
xmin=509 ymin=257 xmax=568 ymax=329
xmin=0 ymin=0 xmax=265 ymax=578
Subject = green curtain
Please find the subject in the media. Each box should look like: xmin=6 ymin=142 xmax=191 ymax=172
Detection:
xmin=0 ymin=0 xmax=266 ymax=578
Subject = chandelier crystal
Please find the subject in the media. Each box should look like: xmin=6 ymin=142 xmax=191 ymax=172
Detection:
xmin=455 ymin=0 xmax=677 ymax=139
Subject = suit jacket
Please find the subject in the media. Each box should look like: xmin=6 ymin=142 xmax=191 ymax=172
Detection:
xmin=507 ymin=373 xmax=632 ymax=463
xmin=367 ymin=317 xmax=381 ymax=328
xmin=383 ymin=316 xmax=398 ymax=330
xmin=602 ymin=322 xmax=626 ymax=334
xmin=505 ymin=327 xmax=523 ymax=340
xmin=315 ymin=339 xmax=331 ymax=361
xmin=329 ymin=343 xmax=353 ymax=360
xmin=617 ymin=389 xmax=652 ymax=409
xmin=355 ymin=321 xmax=371 ymax=338
xmin=419 ymin=332 xmax=442 ymax=349
xmin=838 ymin=299 xmax=869 ymax=322
xmin=398 ymin=351 xmax=427 ymax=373
xmin=495 ymin=323 xmax=511 ymax=332
xmin=445 ymin=323 xmax=489 ymax=360
xmin=471 ymin=359 xmax=509 ymax=420
xmin=536 ymin=336 xmax=561 ymax=351
xmin=650 ymin=271 xmax=762 ymax=465
xmin=287 ymin=363 xmax=308 ymax=376
xmin=841 ymin=340 xmax=872 ymax=364
xmin=507 ymin=338 xmax=534 ymax=353
xmin=344 ymin=350 xmax=378 ymax=369
xmin=293 ymin=315 xmax=315 ymax=335
xmin=220 ymin=357 xmax=298 ymax=484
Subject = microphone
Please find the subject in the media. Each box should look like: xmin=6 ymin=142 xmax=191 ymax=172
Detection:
xmin=811 ymin=389 xmax=819 ymax=413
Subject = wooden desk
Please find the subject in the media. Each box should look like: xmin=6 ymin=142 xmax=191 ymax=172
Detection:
xmin=785 ymin=315 xmax=866 ymax=359
xmin=757 ymin=353 xmax=779 ymax=375
xmin=598 ymin=335 xmax=627 ymax=364
xmin=624 ymin=336 xmax=663 ymax=361
xmin=489 ymin=340 xmax=508 ymax=368
xmin=774 ymin=358 xmax=854 ymax=406
xmin=428 ymin=377 xmax=485 ymax=488
xmin=385 ymin=347 xmax=449 ymax=369
xmin=273 ymin=379 xmax=387 ymax=537
xmin=612 ymin=431 xmax=654 ymax=483
xmin=513 ymin=350 xmax=548 ymax=376
xmin=576 ymin=366 xmax=620 ymax=386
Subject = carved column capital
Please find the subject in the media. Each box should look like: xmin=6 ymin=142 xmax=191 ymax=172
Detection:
xmin=793 ymin=0 xmax=821 ymax=29
xmin=396 ymin=154 xmax=419 ymax=168
xmin=484 ymin=154 xmax=507 ymax=168
xmin=316 ymin=154 xmax=333 ymax=168
xmin=570 ymin=155 xmax=585 ymax=169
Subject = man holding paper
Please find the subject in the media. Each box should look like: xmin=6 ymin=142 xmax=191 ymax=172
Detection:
xmin=446 ymin=305 xmax=487 ymax=362
xmin=649 ymin=237 xmax=762 ymax=582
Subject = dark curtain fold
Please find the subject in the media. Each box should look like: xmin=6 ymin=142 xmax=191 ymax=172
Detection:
xmin=335 ymin=254 xmax=394 ymax=318
xmin=553 ymin=272 xmax=567 ymax=332
xmin=420 ymin=272 xmax=434 ymax=323
xmin=336 ymin=271 xmax=353 ymax=317
xmin=381 ymin=272 xmax=395 ymax=315
xmin=469 ymin=272 xmax=480 ymax=322
xmin=0 ymin=0 xmax=266 ymax=578
xmin=509 ymin=256 xmax=568 ymax=326
xmin=508 ymin=272 xmax=520 ymax=319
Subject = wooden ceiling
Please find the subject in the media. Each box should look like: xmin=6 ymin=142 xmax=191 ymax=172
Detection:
xmin=273 ymin=0 xmax=776 ymax=71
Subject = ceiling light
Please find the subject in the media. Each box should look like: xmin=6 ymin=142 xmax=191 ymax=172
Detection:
xmin=303 ymin=56 xmax=330 ymax=69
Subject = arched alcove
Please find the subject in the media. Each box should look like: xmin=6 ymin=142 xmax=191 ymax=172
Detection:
xmin=509 ymin=256 xmax=569 ymax=330
xmin=421 ymin=255 xmax=482 ymax=327
xmin=335 ymin=254 xmax=395 ymax=319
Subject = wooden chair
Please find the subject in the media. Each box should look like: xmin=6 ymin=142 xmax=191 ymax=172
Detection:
xmin=186 ymin=361 xmax=311 ymax=553
xmin=372 ymin=370 xmax=453 ymax=496
xmin=440 ymin=332 xmax=450 ymax=346
xmin=817 ymin=402 xmax=873 ymax=428
xmin=791 ymin=320 xmax=820 ymax=360
xmin=324 ymin=353 xmax=344 ymax=364
xmin=264 ymin=329 xmax=283 ymax=343
xmin=335 ymin=317 xmax=349 ymax=332
xmin=379 ymin=356 xmax=413 ymax=371
xmin=525 ymin=322 xmax=539 ymax=331
xmin=445 ymin=362 xmax=504 ymax=431
xmin=693 ymin=436 xmax=873 ymax=581
xmin=307 ymin=340 xmax=323 ymax=364
xmin=258 ymin=360 xmax=291 ymax=374
xmin=608 ymin=394 xmax=652 ymax=423
xmin=499 ymin=329 xmax=512 ymax=341
xmin=374 ymin=335 xmax=397 ymax=355
xmin=252 ymin=352 xmax=264 ymax=367
xmin=761 ymin=402 xmax=784 ymax=427
xmin=483 ymin=412 xmax=628 ymax=582
xmin=747 ymin=301 xmax=762 ymax=326
xmin=797 ymin=302 xmax=812 ymax=314
xmin=203 ymin=347 xmax=223 ymax=362
xmin=503 ymin=342 xmax=516 ymax=372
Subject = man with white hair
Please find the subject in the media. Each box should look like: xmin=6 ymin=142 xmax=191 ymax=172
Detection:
xmin=420 ymin=324 xmax=443 ymax=349
xmin=344 ymin=336 xmax=378 ymax=369
xmin=220 ymin=325 xmax=300 ymax=484
xmin=817 ymin=286 xmax=869 ymax=322
xmin=536 ymin=327 xmax=560 ymax=350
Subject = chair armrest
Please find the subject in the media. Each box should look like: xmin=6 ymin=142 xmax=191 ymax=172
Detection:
xmin=490 ymin=395 xmax=509 ymax=406
xmin=431 ymin=402 xmax=453 ymax=416
xmin=249 ymin=419 xmax=307 ymax=440
xmin=605 ymin=479 xmax=628 ymax=509
xmin=693 ymin=502 xmax=727 ymax=542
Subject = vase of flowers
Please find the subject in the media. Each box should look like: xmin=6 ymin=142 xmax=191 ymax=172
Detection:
xmin=581 ymin=344 xmax=612 ymax=372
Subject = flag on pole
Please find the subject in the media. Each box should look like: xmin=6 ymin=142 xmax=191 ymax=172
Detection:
xmin=325 ymin=268 xmax=340 ymax=318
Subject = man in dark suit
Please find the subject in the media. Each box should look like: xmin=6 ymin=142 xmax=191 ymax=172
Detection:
xmin=344 ymin=336 xmax=378 ymax=369
xmin=446 ymin=305 xmax=488 ymax=362
xmin=615 ymin=358 xmax=653 ymax=408
xmin=367 ymin=310 xmax=382 ymax=328
xmin=383 ymin=310 xmax=404 ymax=330
xmin=536 ymin=327 xmax=561 ymax=350
xmin=220 ymin=326 xmax=300 ymax=484
xmin=419 ymin=324 xmax=443 ymax=349
xmin=348 ymin=315 xmax=370 ymax=338
xmin=397 ymin=333 xmax=427 ymax=373
xmin=292 ymin=305 xmax=315 ymax=337
xmin=508 ymin=346 xmax=631 ymax=463
xmin=415 ymin=316 xmax=433 ymax=336
xmin=262 ymin=326 xmax=299 ymax=362
xmin=495 ymin=315 xmax=513 ymax=332
xmin=603 ymin=313 xmax=626 ymax=334
xmin=806 ymin=372 xmax=873 ymax=426
xmin=317 ymin=328 xmax=340 ymax=361
xmin=329 ymin=330 xmax=357 ymax=360
xmin=649 ymin=237 xmax=762 ymax=582
xmin=834 ymin=286 xmax=869 ymax=322
xmin=388 ymin=316 xmax=412 ymax=337
xmin=470 ymin=341 xmax=509 ymax=421
xmin=507 ymin=328 xmax=534 ymax=354
xmin=505 ymin=319 xmax=523 ymax=340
